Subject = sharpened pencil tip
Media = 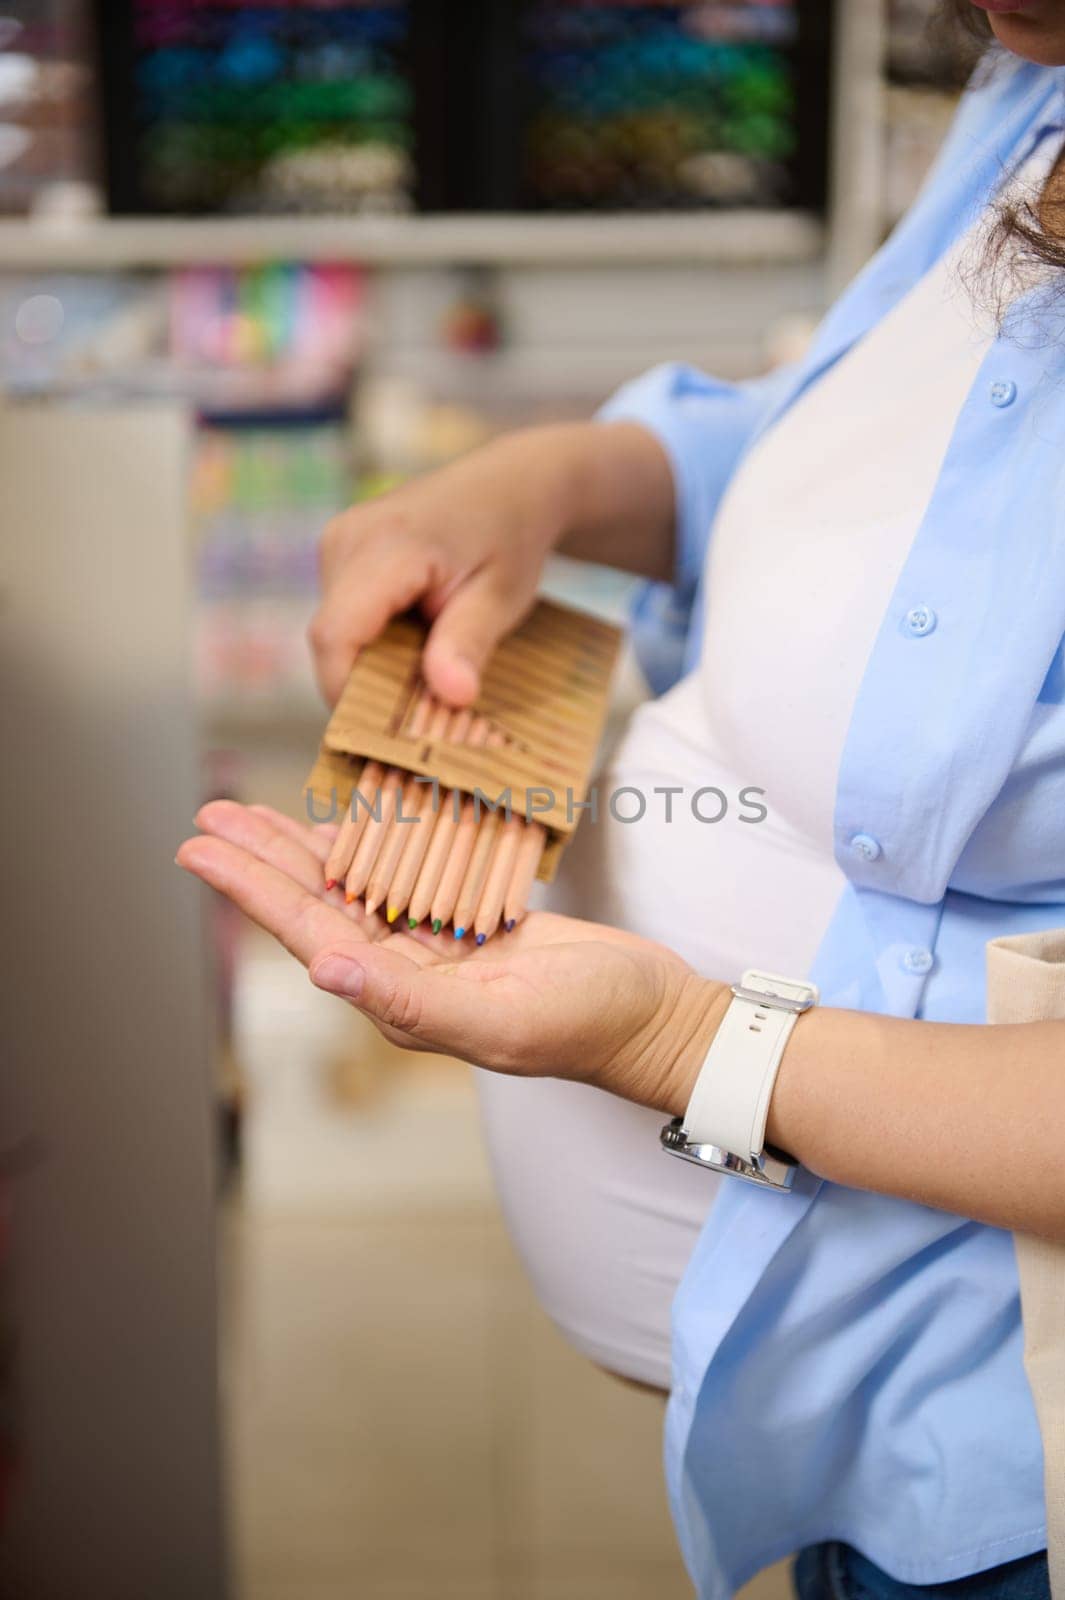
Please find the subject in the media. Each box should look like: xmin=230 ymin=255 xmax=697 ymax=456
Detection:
xmin=408 ymin=917 xmax=418 ymax=930
xmin=386 ymin=906 xmax=399 ymax=924
xmin=503 ymin=918 xmax=516 ymax=932
xmin=431 ymin=919 xmax=442 ymax=934
xmin=454 ymin=927 xmax=466 ymax=940
xmin=324 ymin=878 xmax=337 ymax=891
xmin=475 ymin=933 xmax=486 ymax=946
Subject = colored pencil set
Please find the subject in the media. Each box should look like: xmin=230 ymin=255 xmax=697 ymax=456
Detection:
xmin=321 ymin=691 xmax=548 ymax=942
xmin=305 ymin=600 xmax=622 ymax=946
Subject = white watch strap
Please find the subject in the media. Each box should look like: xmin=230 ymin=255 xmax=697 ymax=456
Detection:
xmin=683 ymin=970 xmax=818 ymax=1163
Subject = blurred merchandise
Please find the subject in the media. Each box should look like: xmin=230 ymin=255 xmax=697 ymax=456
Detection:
xmin=0 ymin=261 xmax=365 ymax=412
xmin=519 ymin=0 xmax=815 ymax=210
xmin=96 ymin=0 xmax=414 ymax=215
xmin=0 ymin=261 xmax=366 ymax=722
xmin=0 ymin=269 xmax=163 ymax=394
xmin=440 ymin=267 xmax=503 ymax=355
xmin=883 ymin=82 xmax=957 ymax=224
xmin=169 ymin=262 xmax=366 ymax=417
xmin=884 ymin=1 xmax=963 ymax=223
xmin=92 ymin=0 xmax=833 ymax=218
xmin=886 ymin=0 xmax=969 ymax=87
xmin=0 ymin=0 xmax=99 ymax=215
xmin=353 ymin=371 xmax=495 ymax=477
xmin=192 ymin=420 xmax=355 ymax=716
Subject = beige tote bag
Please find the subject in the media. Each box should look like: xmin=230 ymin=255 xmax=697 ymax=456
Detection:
xmin=987 ymin=930 xmax=1065 ymax=1596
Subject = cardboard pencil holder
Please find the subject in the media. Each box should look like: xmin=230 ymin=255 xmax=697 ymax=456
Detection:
xmin=304 ymin=598 xmax=623 ymax=884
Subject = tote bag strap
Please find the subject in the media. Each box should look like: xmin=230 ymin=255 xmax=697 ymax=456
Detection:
xmin=987 ymin=930 xmax=1065 ymax=1597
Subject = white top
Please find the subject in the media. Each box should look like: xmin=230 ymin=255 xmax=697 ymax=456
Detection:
xmin=475 ymin=156 xmax=1045 ymax=1390
xmin=573 ymin=218 xmax=995 ymax=984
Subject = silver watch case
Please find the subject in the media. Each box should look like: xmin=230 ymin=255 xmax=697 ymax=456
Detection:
xmin=659 ymin=1118 xmax=798 ymax=1189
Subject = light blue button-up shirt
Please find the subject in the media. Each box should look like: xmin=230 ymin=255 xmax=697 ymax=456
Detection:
xmin=602 ymin=56 xmax=1065 ymax=1598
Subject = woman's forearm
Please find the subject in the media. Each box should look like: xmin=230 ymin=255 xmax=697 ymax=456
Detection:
xmin=553 ymin=419 xmax=677 ymax=580
xmin=761 ymin=1006 xmax=1065 ymax=1239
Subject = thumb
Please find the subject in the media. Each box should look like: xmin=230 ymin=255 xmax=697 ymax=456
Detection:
xmin=309 ymin=546 xmax=437 ymax=706
xmin=422 ymin=570 xmax=530 ymax=707
xmin=309 ymin=944 xmax=516 ymax=1062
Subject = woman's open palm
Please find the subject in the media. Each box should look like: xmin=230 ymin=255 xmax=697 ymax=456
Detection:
xmin=178 ymin=802 xmax=718 ymax=1112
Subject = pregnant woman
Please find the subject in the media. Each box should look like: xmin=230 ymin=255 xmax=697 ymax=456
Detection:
xmin=180 ymin=6 xmax=1065 ymax=1598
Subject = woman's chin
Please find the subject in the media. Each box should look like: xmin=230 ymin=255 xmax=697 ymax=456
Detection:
xmin=988 ymin=11 xmax=1065 ymax=65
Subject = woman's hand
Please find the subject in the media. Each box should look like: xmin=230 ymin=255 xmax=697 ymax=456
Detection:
xmin=177 ymin=807 xmax=1065 ymax=1238
xmin=308 ymin=420 xmax=676 ymax=707
xmin=177 ymin=802 xmax=727 ymax=1115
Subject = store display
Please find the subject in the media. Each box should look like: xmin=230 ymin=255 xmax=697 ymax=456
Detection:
xmin=95 ymin=0 xmax=414 ymax=214
xmin=192 ymin=420 xmax=355 ymax=713
xmin=0 ymin=0 xmax=98 ymax=214
xmin=519 ymin=0 xmax=816 ymax=210
xmin=0 ymin=271 xmax=160 ymax=394
xmin=170 ymin=261 xmax=365 ymax=415
xmin=94 ymin=0 xmax=832 ymax=216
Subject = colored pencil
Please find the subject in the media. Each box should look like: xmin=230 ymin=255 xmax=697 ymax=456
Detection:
xmin=343 ymin=690 xmax=431 ymax=904
xmin=411 ymin=714 xmax=490 ymax=930
xmin=324 ymin=758 xmax=378 ymax=889
xmin=450 ymin=805 xmax=502 ymax=940
xmin=364 ymin=770 xmax=427 ymax=919
xmin=344 ymin=767 xmax=401 ymax=903
xmin=428 ymin=796 xmax=484 ymax=935
xmin=502 ymin=822 xmax=547 ymax=930
xmin=381 ymin=702 xmax=458 ymax=924
xmin=364 ymin=697 xmax=447 ymax=915
xmin=472 ymin=814 xmax=524 ymax=944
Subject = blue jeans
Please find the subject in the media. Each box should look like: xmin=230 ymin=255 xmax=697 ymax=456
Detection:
xmin=793 ymin=1544 xmax=1050 ymax=1600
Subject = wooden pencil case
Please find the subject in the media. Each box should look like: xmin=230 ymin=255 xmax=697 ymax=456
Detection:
xmin=304 ymin=598 xmax=623 ymax=884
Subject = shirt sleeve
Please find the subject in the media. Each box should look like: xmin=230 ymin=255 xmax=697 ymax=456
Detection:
xmin=598 ymin=359 xmax=794 ymax=596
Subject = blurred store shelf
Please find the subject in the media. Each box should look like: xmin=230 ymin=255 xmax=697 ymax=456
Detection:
xmin=0 ymin=209 xmax=824 ymax=271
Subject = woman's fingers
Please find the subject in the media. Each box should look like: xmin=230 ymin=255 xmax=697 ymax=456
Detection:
xmin=178 ymin=827 xmax=681 ymax=1088
xmin=422 ymin=567 xmax=530 ymax=707
xmin=190 ymin=807 xmax=644 ymax=975
xmin=177 ymin=834 xmax=369 ymax=964
xmin=248 ymin=804 xmax=338 ymax=860
xmin=196 ymin=799 xmax=344 ymax=903
xmin=178 ymin=825 xmax=696 ymax=1097
xmin=309 ymin=534 xmax=439 ymax=705
xmin=180 ymin=820 xmax=453 ymax=971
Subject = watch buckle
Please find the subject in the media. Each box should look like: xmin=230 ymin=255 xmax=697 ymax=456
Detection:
xmin=659 ymin=1118 xmax=797 ymax=1191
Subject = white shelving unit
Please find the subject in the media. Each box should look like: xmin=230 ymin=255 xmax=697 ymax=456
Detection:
xmin=827 ymin=0 xmax=890 ymax=295
xmin=0 ymin=208 xmax=824 ymax=270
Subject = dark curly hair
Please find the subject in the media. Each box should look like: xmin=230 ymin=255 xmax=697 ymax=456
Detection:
xmin=937 ymin=0 xmax=992 ymax=49
xmin=937 ymin=0 xmax=1065 ymax=280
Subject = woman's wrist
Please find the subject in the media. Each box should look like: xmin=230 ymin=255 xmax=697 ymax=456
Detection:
xmin=471 ymin=419 xmax=675 ymax=581
xmin=654 ymin=976 xmax=733 ymax=1119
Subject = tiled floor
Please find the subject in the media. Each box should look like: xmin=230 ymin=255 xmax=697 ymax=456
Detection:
xmin=223 ymin=928 xmax=792 ymax=1600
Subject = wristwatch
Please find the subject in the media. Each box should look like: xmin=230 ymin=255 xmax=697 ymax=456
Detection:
xmin=660 ymin=969 xmax=819 ymax=1191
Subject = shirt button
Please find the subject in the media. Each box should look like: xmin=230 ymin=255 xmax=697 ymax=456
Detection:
xmin=990 ymin=379 xmax=1017 ymax=408
xmin=901 ymin=947 xmax=934 ymax=976
xmin=904 ymin=605 xmax=937 ymax=637
xmin=850 ymin=832 xmax=882 ymax=862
